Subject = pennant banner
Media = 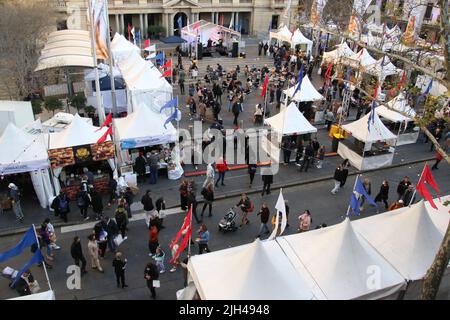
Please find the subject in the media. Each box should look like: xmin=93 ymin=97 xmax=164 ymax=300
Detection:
xmin=90 ymin=0 xmax=109 ymax=60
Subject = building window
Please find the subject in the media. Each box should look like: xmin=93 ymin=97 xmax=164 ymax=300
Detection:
xmin=57 ymin=20 xmax=68 ymax=30
xmin=424 ymin=3 xmax=434 ymax=20
xmin=271 ymin=15 xmax=279 ymax=29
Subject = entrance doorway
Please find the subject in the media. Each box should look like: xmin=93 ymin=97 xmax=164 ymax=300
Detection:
xmin=173 ymin=12 xmax=188 ymax=36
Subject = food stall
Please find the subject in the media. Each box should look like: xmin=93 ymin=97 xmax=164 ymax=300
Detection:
xmin=376 ymin=92 xmax=419 ymax=146
xmin=46 ymin=114 xmax=115 ymax=200
xmin=338 ymin=110 xmax=397 ymax=170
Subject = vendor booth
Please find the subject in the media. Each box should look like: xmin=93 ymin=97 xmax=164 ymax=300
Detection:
xmin=291 ymin=29 xmax=313 ymax=54
xmin=269 ymin=25 xmax=294 ymax=44
xmin=321 ymin=42 xmax=357 ymax=64
xmin=113 ymin=105 xmax=182 ymax=181
xmin=376 ymin=92 xmax=419 ymax=146
xmin=46 ymin=114 xmax=115 ymax=200
xmin=265 ymin=102 xmax=317 ymax=136
xmin=363 ymin=56 xmax=403 ymax=81
xmin=338 ymin=110 xmax=397 ymax=170
xmin=343 ymin=48 xmax=377 ymax=69
xmin=0 ymin=123 xmax=53 ymax=209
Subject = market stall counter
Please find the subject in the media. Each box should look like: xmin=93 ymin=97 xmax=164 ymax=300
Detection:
xmin=61 ymin=173 xmax=110 ymax=200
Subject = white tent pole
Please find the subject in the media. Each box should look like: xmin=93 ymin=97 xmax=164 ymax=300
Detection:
xmin=32 ymin=224 xmax=53 ymax=292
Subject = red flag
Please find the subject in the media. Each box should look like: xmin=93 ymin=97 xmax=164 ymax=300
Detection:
xmin=127 ymin=23 xmax=132 ymax=41
xmin=388 ymin=88 xmax=397 ymax=98
xmin=170 ymin=206 xmax=192 ymax=250
xmin=96 ymin=113 xmax=112 ymax=132
xmin=416 ymin=163 xmax=441 ymax=209
xmin=416 ymin=179 xmax=438 ymax=209
xmin=397 ymin=70 xmax=406 ymax=90
xmin=373 ymin=81 xmax=379 ymax=100
xmin=260 ymin=75 xmax=269 ymax=97
xmin=97 ymin=126 xmax=112 ymax=144
xmin=169 ymin=227 xmax=192 ymax=264
xmin=160 ymin=69 xmax=173 ymax=78
xmin=421 ymin=163 xmax=441 ymax=196
xmin=144 ymin=39 xmax=150 ymax=48
xmin=324 ymin=62 xmax=333 ymax=80
xmin=193 ymin=21 xmax=200 ymax=33
xmin=290 ymin=26 xmax=296 ymax=41
xmin=161 ymin=60 xmax=172 ymax=70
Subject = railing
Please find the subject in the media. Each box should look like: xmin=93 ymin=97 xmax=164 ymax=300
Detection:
xmin=239 ymin=0 xmax=252 ymax=4
xmin=218 ymin=0 xmax=232 ymax=4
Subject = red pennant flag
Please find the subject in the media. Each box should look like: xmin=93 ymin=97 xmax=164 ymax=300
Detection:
xmin=324 ymin=62 xmax=333 ymax=80
xmin=397 ymin=70 xmax=406 ymax=90
xmin=170 ymin=206 xmax=192 ymax=250
xmin=169 ymin=227 xmax=192 ymax=264
xmin=144 ymin=39 xmax=150 ymax=48
xmin=97 ymin=126 xmax=112 ymax=144
xmin=416 ymin=179 xmax=438 ymax=209
xmin=260 ymin=75 xmax=269 ymax=97
xmin=373 ymin=81 xmax=379 ymax=100
xmin=161 ymin=60 xmax=172 ymax=70
xmin=160 ymin=69 xmax=173 ymax=78
xmin=388 ymin=88 xmax=397 ymax=98
xmin=96 ymin=113 xmax=112 ymax=132
xmin=421 ymin=163 xmax=441 ymax=196
xmin=416 ymin=163 xmax=441 ymax=209
xmin=290 ymin=26 xmax=296 ymax=41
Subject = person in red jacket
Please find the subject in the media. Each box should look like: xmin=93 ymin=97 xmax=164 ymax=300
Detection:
xmin=431 ymin=151 xmax=443 ymax=170
xmin=215 ymin=157 xmax=229 ymax=187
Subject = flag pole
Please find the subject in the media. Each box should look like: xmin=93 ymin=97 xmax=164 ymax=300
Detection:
xmin=409 ymin=163 xmax=426 ymax=206
xmin=104 ymin=0 xmax=118 ymax=118
xmin=345 ymin=174 xmax=360 ymax=217
xmin=187 ymin=204 xmax=193 ymax=258
xmin=32 ymin=224 xmax=52 ymax=292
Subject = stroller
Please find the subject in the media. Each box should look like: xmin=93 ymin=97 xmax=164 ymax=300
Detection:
xmin=218 ymin=207 xmax=238 ymax=232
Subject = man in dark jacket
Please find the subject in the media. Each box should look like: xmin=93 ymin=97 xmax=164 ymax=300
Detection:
xmin=396 ymin=176 xmax=412 ymax=200
xmin=51 ymin=190 xmax=70 ymax=222
xmin=90 ymin=189 xmax=103 ymax=220
xmin=71 ymin=236 xmax=87 ymax=274
xmin=134 ymin=152 xmax=147 ymax=183
xmin=331 ymin=165 xmax=344 ymax=194
xmin=148 ymin=151 xmax=160 ymax=184
xmin=257 ymin=203 xmax=270 ymax=238
xmin=144 ymin=261 xmax=159 ymax=299
xmin=13 ymin=270 xmax=34 ymax=296
xmin=402 ymin=185 xmax=416 ymax=206
xmin=76 ymin=188 xmax=91 ymax=221
xmin=261 ymin=173 xmax=273 ymax=196
xmin=299 ymin=142 xmax=315 ymax=172
xmin=102 ymin=216 xmax=119 ymax=254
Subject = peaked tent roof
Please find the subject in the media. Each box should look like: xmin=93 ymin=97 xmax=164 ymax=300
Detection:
xmin=364 ymin=56 xmax=403 ymax=79
xmin=48 ymin=114 xmax=109 ymax=149
xmin=342 ymin=110 xmax=397 ymax=143
xmin=322 ymin=42 xmax=357 ymax=63
xmin=377 ymin=92 xmax=416 ymax=122
xmin=278 ymin=219 xmax=406 ymax=300
xmin=113 ymin=105 xmax=177 ymax=149
xmin=270 ymin=25 xmax=293 ymax=43
xmin=353 ymin=48 xmax=378 ymax=67
xmin=283 ymin=75 xmax=324 ymax=102
xmin=352 ymin=201 xmax=449 ymax=281
xmin=187 ymin=239 xmax=316 ymax=300
xmin=0 ymin=123 xmax=49 ymax=175
xmin=291 ymin=28 xmax=313 ymax=46
xmin=265 ymin=102 xmax=317 ymax=136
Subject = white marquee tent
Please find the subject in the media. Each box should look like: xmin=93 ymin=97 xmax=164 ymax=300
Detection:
xmin=278 ymin=219 xmax=406 ymax=300
xmin=347 ymin=48 xmax=378 ymax=68
xmin=322 ymin=42 xmax=357 ymax=64
xmin=282 ymin=75 xmax=324 ymax=103
xmin=342 ymin=110 xmax=397 ymax=143
xmin=188 ymin=239 xmax=316 ymax=300
xmin=269 ymin=25 xmax=293 ymax=44
xmin=9 ymin=290 xmax=55 ymax=300
xmin=265 ymin=102 xmax=317 ymax=136
xmin=363 ymin=56 xmax=403 ymax=80
xmin=352 ymin=200 xmax=450 ymax=299
xmin=291 ymin=29 xmax=313 ymax=53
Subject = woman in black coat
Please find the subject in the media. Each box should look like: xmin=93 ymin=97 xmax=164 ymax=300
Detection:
xmin=201 ymin=183 xmax=214 ymax=218
xmin=375 ymin=180 xmax=390 ymax=209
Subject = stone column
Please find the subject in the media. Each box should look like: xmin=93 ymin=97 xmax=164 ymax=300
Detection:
xmin=215 ymin=12 xmax=219 ymax=24
xmin=120 ymin=14 xmax=125 ymax=34
xmin=235 ymin=12 xmax=239 ymax=30
xmin=144 ymin=14 xmax=148 ymax=37
xmin=211 ymin=11 xmax=214 ymax=23
xmin=115 ymin=14 xmax=120 ymax=34
xmin=164 ymin=13 xmax=169 ymax=37
xmin=170 ymin=13 xmax=174 ymax=36
xmin=139 ymin=14 xmax=144 ymax=37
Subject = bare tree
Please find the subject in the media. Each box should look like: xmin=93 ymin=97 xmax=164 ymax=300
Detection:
xmin=0 ymin=0 xmax=58 ymax=100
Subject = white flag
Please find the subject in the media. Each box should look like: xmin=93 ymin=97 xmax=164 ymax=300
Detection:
xmin=268 ymin=189 xmax=287 ymax=240
xmin=145 ymin=44 xmax=156 ymax=52
xmin=283 ymin=0 xmax=292 ymax=19
xmin=229 ymin=14 xmax=234 ymax=30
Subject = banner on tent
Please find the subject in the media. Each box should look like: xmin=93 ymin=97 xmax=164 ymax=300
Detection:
xmin=48 ymin=141 xmax=115 ymax=168
xmin=120 ymin=135 xmax=177 ymax=150
xmin=0 ymin=160 xmax=50 ymax=175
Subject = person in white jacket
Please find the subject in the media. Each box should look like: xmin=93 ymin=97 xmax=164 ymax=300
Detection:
xmin=203 ymin=163 xmax=215 ymax=188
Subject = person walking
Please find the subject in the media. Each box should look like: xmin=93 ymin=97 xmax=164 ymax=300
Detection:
xmin=331 ymin=165 xmax=344 ymax=194
xmin=187 ymin=183 xmax=200 ymax=224
xmin=340 ymin=160 xmax=350 ymax=187
xmin=402 ymin=184 xmax=416 ymax=205
xmin=375 ymin=180 xmax=390 ymax=209
xmin=144 ymin=261 xmax=159 ymax=299
xmin=178 ymin=67 xmax=186 ymax=95
xmin=261 ymin=173 xmax=273 ymax=196
xmin=248 ymin=163 xmax=257 ymax=188
xmin=196 ymin=223 xmax=211 ymax=254
xmin=112 ymin=252 xmax=128 ymax=288
xmin=94 ymin=222 xmax=108 ymax=258
xmin=39 ymin=222 xmax=54 ymax=261
xmin=90 ymin=188 xmax=104 ymax=221
xmin=148 ymin=150 xmax=160 ymax=185
xmin=70 ymin=236 xmax=87 ymax=275
xmin=203 ymin=163 xmax=215 ymax=188
xmin=155 ymin=197 xmax=166 ymax=229
xmin=115 ymin=204 xmax=128 ymax=239
xmin=431 ymin=151 xmax=443 ymax=170
xmin=298 ymin=210 xmax=312 ymax=232
xmin=154 ymin=247 xmax=166 ymax=273
xmin=51 ymin=190 xmax=70 ymax=223
xmin=201 ymin=183 xmax=214 ymax=218
xmin=148 ymin=225 xmax=159 ymax=257
xmin=396 ymin=176 xmax=412 ymax=200
xmin=141 ymin=190 xmax=155 ymax=227
xmin=256 ymin=203 xmax=271 ymax=238
xmin=237 ymin=193 xmax=252 ymax=227
xmin=8 ymin=183 xmax=24 ymax=222
xmin=316 ymin=145 xmax=325 ymax=169
xmin=123 ymin=187 xmax=134 ymax=218
xmin=324 ymin=108 xmax=335 ymax=132
xmin=44 ymin=218 xmax=60 ymax=250
xmin=299 ymin=142 xmax=315 ymax=172
xmin=76 ymin=187 xmax=91 ymax=221
xmin=103 ymin=216 xmax=119 ymax=254
xmin=215 ymin=158 xmax=229 ymax=187
xmin=232 ymin=97 xmax=241 ymax=127
xmin=87 ymin=234 xmax=104 ymax=273
xmin=107 ymin=176 xmax=118 ymax=207
xmin=179 ymin=180 xmax=189 ymax=211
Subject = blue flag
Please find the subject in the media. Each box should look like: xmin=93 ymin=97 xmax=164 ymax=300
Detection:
xmin=349 ymin=193 xmax=361 ymax=216
xmin=348 ymin=176 xmax=378 ymax=216
xmin=0 ymin=227 xmax=36 ymax=263
xmin=164 ymin=109 xmax=180 ymax=129
xmin=160 ymin=98 xmax=178 ymax=113
xmin=177 ymin=16 xmax=183 ymax=31
xmin=11 ymin=250 xmax=44 ymax=287
xmin=155 ymin=52 xmax=164 ymax=65
xmin=293 ymin=63 xmax=304 ymax=97
xmin=367 ymin=101 xmax=376 ymax=132
xmin=423 ymin=79 xmax=433 ymax=95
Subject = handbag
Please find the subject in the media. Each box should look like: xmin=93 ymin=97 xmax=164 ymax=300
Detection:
xmin=114 ymin=234 xmax=126 ymax=247
xmin=158 ymin=210 xmax=167 ymax=219
xmin=152 ymin=280 xmax=160 ymax=288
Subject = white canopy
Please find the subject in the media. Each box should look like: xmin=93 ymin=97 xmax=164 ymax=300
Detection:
xmin=270 ymin=26 xmax=293 ymax=43
xmin=265 ymin=102 xmax=317 ymax=136
xmin=291 ymin=29 xmax=313 ymax=53
xmin=322 ymin=42 xmax=357 ymax=63
xmin=114 ymin=105 xmax=177 ymax=149
xmin=342 ymin=110 xmax=397 ymax=143
xmin=9 ymin=290 xmax=55 ymax=300
xmin=111 ymin=33 xmax=172 ymax=114
xmin=35 ymin=30 xmax=94 ymax=71
xmin=0 ymin=123 xmax=49 ymax=175
xmin=377 ymin=92 xmax=416 ymax=122
xmin=364 ymin=56 xmax=403 ymax=80
xmin=84 ymin=63 xmax=122 ymax=81
xmin=366 ymin=23 xmax=385 ymax=34
xmin=352 ymin=201 xmax=450 ymax=281
xmin=188 ymin=239 xmax=316 ymax=300
xmin=354 ymin=48 xmax=378 ymax=67
xmin=283 ymin=75 xmax=324 ymax=102
xmin=278 ymin=219 xmax=406 ymax=300
xmin=48 ymin=114 xmax=109 ymax=149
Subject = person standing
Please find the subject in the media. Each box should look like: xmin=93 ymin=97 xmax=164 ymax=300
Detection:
xmin=134 ymin=152 xmax=147 ymax=183
xmin=375 ymin=180 xmax=390 ymax=209
xmin=179 ymin=180 xmax=189 ymax=211
xmin=402 ymin=184 xmax=416 ymax=205
xmin=331 ymin=165 xmax=344 ymax=194
xmin=51 ymin=190 xmax=70 ymax=223
xmin=112 ymin=252 xmax=128 ymax=288
xmin=148 ymin=150 xmax=160 ymax=184
xmin=141 ymin=190 xmax=155 ymax=227
xmin=187 ymin=182 xmax=200 ymax=224
xmin=324 ymin=108 xmax=335 ymax=132
xmin=340 ymin=160 xmax=350 ymax=187
xmin=256 ymin=203 xmax=270 ymax=238
xmin=261 ymin=173 xmax=273 ymax=196
xmin=94 ymin=222 xmax=108 ymax=258
xmin=237 ymin=193 xmax=252 ymax=227
xmin=282 ymin=139 xmax=292 ymax=165
xmin=201 ymin=183 xmax=214 ymax=218
xmin=396 ymin=176 xmax=411 ymax=200
xmin=39 ymin=222 xmax=53 ymax=261
xmin=144 ymin=261 xmax=159 ymax=299
xmin=90 ymin=188 xmax=104 ymax=221
xmin=298 ymin=210 xmax=312 ymax=233
xmin=76 ymin=187 xmax=91 ymax=221
xmin=115 ymin=204 xmax=128 ymax=239
xmin=196 ymin=223 xmax=210 ymax=254
xmin=103 ymin=216 xmax=119 ymax=254
xmin=155 ymin=197 xmax=166 ymax=229
xmin=179 ymin=67 xmax=186 ymax=95
xmin=107 ymin=176 xmax=118 ymax=207
xmin=258 ymin=41 xmax=263 ymax=56
xmin=248 ymin=163 xmax=257 ymax=188
xmin=8 ymin=183 xmax=24 ymax=222
xmin=299 ymin=142 xmax=315 ymax=172
xmin=316 ymin=145 xmax=325 ymax=169
xmin=71 ymin=236 xmax=87 ymax=275
xmin=203 ymin=163 xmax=215 ymax=188
xmin=431 ymin=151 xmax=443 ymax=170
xmin=148 ymin=225 xmax=159 ymax=257
xmin=87 ymin=234 xmax=103 ymax=273
xmin=154 ymin=247 xmax=166 ymax=273
xmin=215 ymin=158 xmax=229 ymax=187
xmin=232 ymin=98 xmax=241 ymax=127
